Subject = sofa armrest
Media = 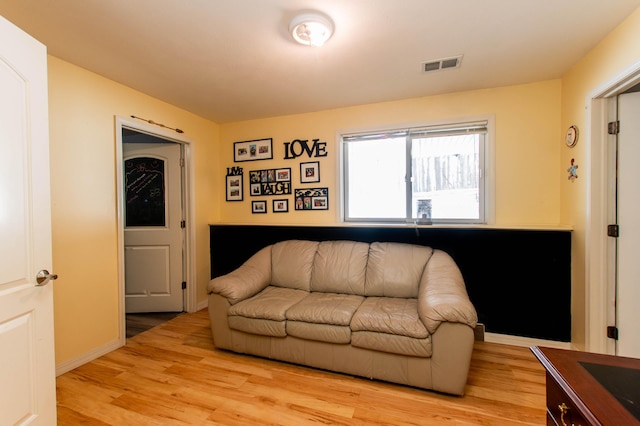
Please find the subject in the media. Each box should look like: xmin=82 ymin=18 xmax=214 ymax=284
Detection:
xmin=207 ymin=245 xmax=272 ymax=305
xmin=418 ymin=249 xmax=477 ymax=334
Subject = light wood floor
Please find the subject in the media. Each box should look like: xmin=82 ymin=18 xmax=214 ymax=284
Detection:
xmin=56 ymin=309 xmax=547 ymax=425
xmin=126 ymin=312 xmax=184 ymax=338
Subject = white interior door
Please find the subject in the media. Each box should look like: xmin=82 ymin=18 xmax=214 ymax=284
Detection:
xmin=123 ymin=141 xmax=184 ymax=313
xmin=0 ymin=14 xmax=57 ymax=425
xmin=616 ymin=91 xmax=640 ymax=358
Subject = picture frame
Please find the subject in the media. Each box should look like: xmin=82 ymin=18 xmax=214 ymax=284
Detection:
xmin=276 ymin=168 xmax=290 ymax=182
xmin=249 ymin=168 xmax=291 ymax=196
xmin=234 ymin=138 xmax=273 ymax=162
xmin=300 ymin=161 xmax=320 ymax=183
xmin=312 ymin=195 xmax=328 ymax=210
xmin=273 ymin=199 xmax=288 ymax=213
xmin=225 ymin=174 xmax=243 ymax=201
xmin=252 ymin=200 xmax=267 ymax=214
xmin=294 ymin=187 xmax=329 ymax=211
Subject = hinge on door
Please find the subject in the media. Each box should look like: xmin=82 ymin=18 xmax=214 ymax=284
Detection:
xmin=608 ymin=121 xmax=620 ymax=135
xmin=607 ymin=326 xmax=619 ymax=340
xmin=180 ymin=220 xmax=186 ymax=228
xmin=182 ymin=281 xmax=187 ymax=290
xmin=180 ymin=158 xmax=185 ymax=167
xmin=607 ymin=224 xmax=619 ymax=237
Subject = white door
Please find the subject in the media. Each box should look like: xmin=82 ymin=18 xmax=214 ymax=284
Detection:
xmin=123 ymin=141 xmax=184 ymax=313
xmin=616 ymin=91 xmax=640 ymax=358
xmin=0 ymin=14 xmax=57 ymax=426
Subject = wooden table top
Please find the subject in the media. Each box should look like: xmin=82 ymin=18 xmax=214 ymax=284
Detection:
xmin=531 ymin=346 xmax=640 ymax=426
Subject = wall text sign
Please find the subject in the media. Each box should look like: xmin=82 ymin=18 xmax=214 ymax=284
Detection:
xmin=283 ymin=139 xmax=328 ymax=159
xmin=249 ymin=168 xmax=292 ymax=196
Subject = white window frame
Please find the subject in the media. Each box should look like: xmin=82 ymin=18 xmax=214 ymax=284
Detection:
xmin=338 ymin=115 xmax=495 ymax=225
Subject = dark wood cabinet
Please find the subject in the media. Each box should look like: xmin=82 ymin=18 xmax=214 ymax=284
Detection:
xmin=531 ymin=346 xmax=640 ymax=426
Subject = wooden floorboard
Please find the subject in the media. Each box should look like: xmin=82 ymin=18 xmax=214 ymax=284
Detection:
xmin=57 ymin=309 xmax=547 ymax=425
xmin=126 ymin=312 xmax=184 ymax=338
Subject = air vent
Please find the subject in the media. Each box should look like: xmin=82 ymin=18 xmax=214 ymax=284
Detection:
xmin=421 ymin=55 xmax=463 ymax=73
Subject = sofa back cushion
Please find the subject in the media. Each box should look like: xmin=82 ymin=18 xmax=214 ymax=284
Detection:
xmin=365 ymin=242 xmax=433 ymax=297
xmin=271 ymin=240 xmax=319 ymax=291
xmin=311 ymin=240 xmax=369 ymax=295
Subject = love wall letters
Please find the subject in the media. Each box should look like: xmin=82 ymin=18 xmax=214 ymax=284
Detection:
xmin=283 ymin=138 xmax=328 ymax=160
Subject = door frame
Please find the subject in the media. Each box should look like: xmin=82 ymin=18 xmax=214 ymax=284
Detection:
xmin=586 ymin=59 xmax=640 ymax=354
xmin=115 ymin=116 xmax=196 ymax=345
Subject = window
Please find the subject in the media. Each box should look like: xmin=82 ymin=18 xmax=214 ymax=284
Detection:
xmin=342 ymin=120 xmax=490 ymax=223
xmin=125 ymin=156 xmax=167 ymax=227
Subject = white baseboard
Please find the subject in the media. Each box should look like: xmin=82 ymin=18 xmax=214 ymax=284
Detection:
xmin=55 ymin=338 xmax=123 ymax=377
xmin=196 ymin=298 xmax=208 ymax=312
xmin=56 ymin=302 xmax=209 ymax=377
xmin=485 ymin=332 xmax=573 ymax=350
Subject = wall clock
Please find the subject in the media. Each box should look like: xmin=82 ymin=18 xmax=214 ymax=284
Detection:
xmin=566 ymin=125 xmax=578 ymax=148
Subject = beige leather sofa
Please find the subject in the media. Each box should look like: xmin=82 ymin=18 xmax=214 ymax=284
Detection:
xmin=207 ymin=240 xmax=478 ymax=395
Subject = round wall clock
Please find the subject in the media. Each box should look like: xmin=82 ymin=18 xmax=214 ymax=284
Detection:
xmin=566 ymin=125 xmax=578 ymax=148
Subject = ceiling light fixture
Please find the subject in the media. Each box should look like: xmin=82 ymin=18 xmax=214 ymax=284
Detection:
xmin=289 ymin=12 xmax=334 ymax=47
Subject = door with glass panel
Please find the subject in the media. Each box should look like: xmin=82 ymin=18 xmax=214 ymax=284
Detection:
xmin=123 ymin=139 xmax=184 ymax=313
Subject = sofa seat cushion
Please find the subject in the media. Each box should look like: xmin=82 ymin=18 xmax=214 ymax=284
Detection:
xmin=287 ymin=321 xmax=352 ymax=344
xmin=227 ymin=286 xmax=308 ymax=337
xmin=350 ymin=297 xmax=429 ymax=339
xmin=228 ymin=316 xmax=287 ymax=337
xmin=285 ymin=292 xmax=364 ymax=344
xmin=286 ymin=292 xmax=365 ymax=325
xmin=352 ymin=331 xmax=432 ymax=357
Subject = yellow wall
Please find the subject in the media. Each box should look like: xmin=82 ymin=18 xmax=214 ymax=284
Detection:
xmin=48 ymin=6 xmax=640 ymax=368
xmin=48 ymin=57 xmax=219 ymax=366
xmin=560 ymin=7 xmax=640 ymax=349
xmin=219 ymin=80 xmax=563 ymax=226
xmin=217 ymin=7 xmax=640 ymax=350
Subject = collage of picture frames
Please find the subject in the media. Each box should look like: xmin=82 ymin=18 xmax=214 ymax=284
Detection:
xmin=225 ymin=137 xmax=329 ymax=214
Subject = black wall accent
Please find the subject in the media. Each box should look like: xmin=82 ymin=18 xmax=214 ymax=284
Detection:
xmin=210 ymin=224 xmax=572 ymax=342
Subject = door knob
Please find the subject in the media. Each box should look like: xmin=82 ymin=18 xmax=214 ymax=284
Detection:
xmin=36 ymin=270 xmax=58 ymax=286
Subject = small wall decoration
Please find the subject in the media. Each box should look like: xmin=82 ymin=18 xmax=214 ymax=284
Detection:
xmin=295 ymin=187 xmax=329 ymax=210
xmin=565 ymin=126 xmax=579 ymax=148
xmin=234 ymin=138 xmax=273 ymax=162
xmin=252 ymin=200 xmax=267 ymax=214
xmin=567 ymin=158 xmax=579 ymax=182
xmin=225 ymin=166 xmax=243 ymax=201
xmin=249 ymin=168 xmax=291 ymax=196
xmin=283 ymin=138 xmax=328 ymax=159
xmin=300 ymin=161 xmax=320 ymax=183
xmin=273 ymin=199 xmax=289 ymax=213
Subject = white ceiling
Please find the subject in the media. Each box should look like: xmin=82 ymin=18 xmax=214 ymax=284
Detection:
xmin=1 ymin=1 xmax=639 ymax=123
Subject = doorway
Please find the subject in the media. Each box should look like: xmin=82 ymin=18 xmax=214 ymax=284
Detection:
xmin=123 ymin=139 xmax=184 ymax=313
xmin=587 ymin=65 xmax=640 ymax=355
xmin=115 ymin=116 xmax=196 ymax=343
xmin=613 ymin=89 xmax=640 ymax=357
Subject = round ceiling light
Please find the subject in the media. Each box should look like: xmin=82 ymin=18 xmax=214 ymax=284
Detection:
xmin=289 ymin=12 xmax=334 ymax=47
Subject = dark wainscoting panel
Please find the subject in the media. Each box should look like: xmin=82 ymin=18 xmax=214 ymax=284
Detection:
xmin=210 ymin=225 xmax=572 ymax=342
